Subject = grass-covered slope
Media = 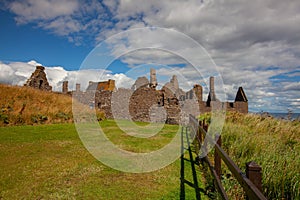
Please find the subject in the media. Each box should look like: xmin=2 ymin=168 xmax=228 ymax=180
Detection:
xmin=221 ymin=112 xmax=300 ymax=199
xmin=0 ymin=84 xmax=104 ymax=126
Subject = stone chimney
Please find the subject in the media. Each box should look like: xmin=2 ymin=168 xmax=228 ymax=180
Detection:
xmin=170 ymin=75 xmax=179 ymax=91
xmin=209 ymin=76 xmax=217 ymax=101
xmin=76 ymin=83 xmax=81 ymax=92
xmin=62 ymin=81 xmax=68 ymax=94
xmin=149 ymin=68 xmax=157 ymax=89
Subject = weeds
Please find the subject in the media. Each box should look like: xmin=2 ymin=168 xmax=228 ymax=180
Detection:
xmin=200 ymin=112 xmax=299 ymax=199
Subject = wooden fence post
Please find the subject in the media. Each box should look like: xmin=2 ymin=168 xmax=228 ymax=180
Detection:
xmin=214 ymin=135 xmax=222 ymax=179
xmin=198 ymin=121 xmax=202 ymax=144
xmin=246 ymin=161 xmax=263 ymax=192
xmin=203 ymin=123 xmax=208 ymax=132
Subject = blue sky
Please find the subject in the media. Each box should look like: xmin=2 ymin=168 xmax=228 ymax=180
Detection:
xmin=0 ymin=0 xmax=299 ymax=113
xmin=0 ymin=10 xmax=90 ymax=70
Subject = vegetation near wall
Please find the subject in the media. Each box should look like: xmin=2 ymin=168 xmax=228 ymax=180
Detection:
xmin=0 ymin=84 xmax=105 ymax=126
xmin=219 ymin=112 xmax=299 ymax=199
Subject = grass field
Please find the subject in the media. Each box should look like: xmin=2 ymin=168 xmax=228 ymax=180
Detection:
xmin=3 ymin=84 xmax=298 ymax=199
xmin=0 ymin=120 xmax=208 ymax=199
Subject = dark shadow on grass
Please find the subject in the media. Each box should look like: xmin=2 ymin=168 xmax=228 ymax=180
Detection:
xmin=180 ymin=127 xmax=206 ymax=200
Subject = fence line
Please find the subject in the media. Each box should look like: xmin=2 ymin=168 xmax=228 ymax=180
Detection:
xmin=189 ymin=114 xmax=267 ymax=200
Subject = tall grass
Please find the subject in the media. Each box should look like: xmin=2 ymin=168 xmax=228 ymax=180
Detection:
xmin=0 ymin=84 xmax=105 ymax=126
xmin=217 ymin=112 xmax=299 ymax=199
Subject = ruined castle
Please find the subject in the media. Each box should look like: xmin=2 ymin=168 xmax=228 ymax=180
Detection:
xmin=25 ymin=66 xmax=248 ymax=124
xmin=24 ymin=66 xmax=52 ymax=91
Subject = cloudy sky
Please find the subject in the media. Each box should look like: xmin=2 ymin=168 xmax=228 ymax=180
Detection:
xmin=0 ymin=0 xmax=299 ymax=113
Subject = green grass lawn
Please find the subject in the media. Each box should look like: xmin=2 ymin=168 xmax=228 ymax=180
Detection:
xmin=0 ymin=120 xmax=208 ymax=199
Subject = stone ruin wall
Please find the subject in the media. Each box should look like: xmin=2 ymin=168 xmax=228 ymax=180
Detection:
xmin=65 ymin=69 xmax=248 ymax=125
xmin=23 ymin=66 xmax=248 ymax=124
xmin=24 ymin=66 xmax=52 ymax=91
xmin=127 ymin=87 xmax=181 ymax=124
xmin=129 ymin=87 xmax=161 ymax=122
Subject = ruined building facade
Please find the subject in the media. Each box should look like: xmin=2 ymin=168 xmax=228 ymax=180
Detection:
xmin=86 ymin=79 xmax=116 ymax=91
xmin=184 ymin=76 xmax=248 ymax=115
xmin=24 ymin=66 xmax=52 ymax=91
xmin=24 ymin=66 xmax=247 ymax=124
xmin=70 ymin=69 xmax=248 ymax=125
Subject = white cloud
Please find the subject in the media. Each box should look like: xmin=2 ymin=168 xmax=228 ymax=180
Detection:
xmin=0 ymin=59 xmax=299 ymax=112
xmin=7 ymin=0 xmax=108 ymax=43
xmin=9 ymin=0 xmax=79 ymax=23
xmin=3 ymin=0 xmax=300 ymax=112
xmin=0 ymin=61 xmax=135 ymax=92
xmin=0 ymin=61 xmax=35 ymax=85
xmin=283 ymin=82 xmax=300 ymax=91
xmin=0 ymin=63 xmax=16 ymax=84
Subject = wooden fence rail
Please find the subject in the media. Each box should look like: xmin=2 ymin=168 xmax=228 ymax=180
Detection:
xmin=189 ymin=114 xmax=267 ymax=200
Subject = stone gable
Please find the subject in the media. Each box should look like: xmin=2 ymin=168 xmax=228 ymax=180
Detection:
xmin=24 ymin=66 xmax=52 ymax=91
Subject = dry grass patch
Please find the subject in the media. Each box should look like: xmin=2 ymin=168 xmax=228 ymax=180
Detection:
xmin=0 ymin=84 xmax=105 ymax=126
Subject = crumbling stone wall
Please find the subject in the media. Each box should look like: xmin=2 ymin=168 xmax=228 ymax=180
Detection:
xmin=73 ymin=90 xmax=113 ymax=119
xmin=127 ymin=87 xmax=181 ymax=124
xmin=131 ymin=77 xmax=149 ymax=90
xmin=87 ymin=79 xmax=115 ymax=91
xmin=71 ymin=68 xmax=248 ymax=124
xmin=163 ymin=75 xmax=185 ymax=98
xmin=164 ymin=95 xmax=181 ymax=124
xmin=180 ymin=78 xmax=248 ymax=114
xmin=95 ymin=90 xmax=113 ymax=118
xmin=24 ymin=66 xmax=52 ymax=91
xmin=111 ymin=88 xmax=133 ymax=120
xmin=62 ymin=81 xmax=68 ymax=94
xmin=129 ymin=87 xmax=160 ymax=122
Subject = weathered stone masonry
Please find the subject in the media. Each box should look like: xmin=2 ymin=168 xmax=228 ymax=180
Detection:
xmin=72 ymin=68 xmax=248 ymax=124
xmin=24 ymin=66 xmax=52 ymax=91
xmin=24 ymin=66 xmax=248 ymax=125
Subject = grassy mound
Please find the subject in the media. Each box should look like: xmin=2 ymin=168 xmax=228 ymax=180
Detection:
xmin=0 ymin=84 xmax=105 ymax=126
xmin=214 ymin=112 xmax=299 ymax=199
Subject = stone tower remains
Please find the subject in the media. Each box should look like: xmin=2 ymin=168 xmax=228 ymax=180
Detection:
xmin=209 ymin=76 xmax=217 ymax=101
xmin=76 ymin=83 xmax=81 ymax=92
xmin=24 ymin=66 xmax=52 ymax=91
xmin=193 ymin=84 xmax=203 ymax=102
xmin=62 ymin=81 xmax=68 ymax=94
xmin=171 ymin=75 xmax=179 ymax=91
xmin=149 ymin=68 xmax=158 ymax=89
